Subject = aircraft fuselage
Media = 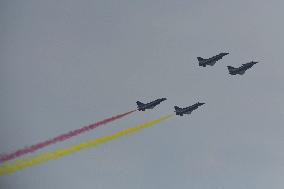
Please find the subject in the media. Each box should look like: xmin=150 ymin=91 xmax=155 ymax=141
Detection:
xmin=137 ymin=98 xmax=167 ymax=111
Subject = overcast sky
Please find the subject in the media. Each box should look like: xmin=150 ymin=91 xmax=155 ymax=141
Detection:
xmin=1 ymin=0 xmax=284 ymax=188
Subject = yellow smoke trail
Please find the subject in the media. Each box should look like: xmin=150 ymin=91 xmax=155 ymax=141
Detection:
xmin=0 ymin=114 xmax=173 ymax=176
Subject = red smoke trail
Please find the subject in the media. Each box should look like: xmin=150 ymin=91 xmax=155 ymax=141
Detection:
xmin=0 ymin=110 xmax=136 ymax=163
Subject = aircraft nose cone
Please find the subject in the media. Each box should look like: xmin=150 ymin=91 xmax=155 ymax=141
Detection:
xmin=161 ymin=98 xmax=167 ymax=101
xmin=199 ymin=102 xmax=205 ymax=106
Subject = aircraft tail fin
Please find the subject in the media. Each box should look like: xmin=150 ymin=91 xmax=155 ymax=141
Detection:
xmin=227 ymin=66 xmax=236 ymax=72
xmin=174 ymin=106 xmax=181 ymax=111
xmin=136 ymin=101 xmax=144 ymax=107
xmin=197 ymin=57 xmax=204 ymax=62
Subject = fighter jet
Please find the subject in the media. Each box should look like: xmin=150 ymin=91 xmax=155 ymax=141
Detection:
xmin=227 ymin=61 xmax=258 ymax=75
xmin=174 ymin=102 xmax=205 ymax=116
xmin=136 ymin=98 xmax=167 ymax=111
xmin=197 ymin=52 xmax=229 ymax=67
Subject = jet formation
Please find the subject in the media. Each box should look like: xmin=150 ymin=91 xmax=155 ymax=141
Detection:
xmin=136 ymin=53 xmax=259 ymax=116
xmin=136 ymin=98 xmax=205 ymax=116
xmin=136 ymin=98 xmax=167 ymax=111
xmin=227 ymin=61 xmax=258 ymax=75
xmin=197 ymin=52 xmax=229 ymax=67
xmin=174 ymin=102 xmax=205 ymax=116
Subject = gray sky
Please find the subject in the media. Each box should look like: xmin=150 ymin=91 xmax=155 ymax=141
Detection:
xmin=1 ymin=0 xmax=284 ymax=188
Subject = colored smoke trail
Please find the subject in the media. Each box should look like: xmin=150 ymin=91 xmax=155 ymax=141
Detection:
xmin=0 ymin=110 xmax=136 ymax=163
xmin=0 ymin=114 xmax=173 ymax=176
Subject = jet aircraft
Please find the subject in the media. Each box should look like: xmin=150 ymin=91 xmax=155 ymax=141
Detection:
xmin=227 ymin=61 xmax=258 ymax=75
xmin=174 ymin=102 xmax=205 ymax=116
xmin=136 ymin=98 xmax=167 ymax=111
xmin=198 ymin=52 xmax=229 ymax=67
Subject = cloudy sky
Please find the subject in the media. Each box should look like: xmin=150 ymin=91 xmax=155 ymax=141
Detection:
xmin=1 ymin=0 xmax=284 ymax=188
